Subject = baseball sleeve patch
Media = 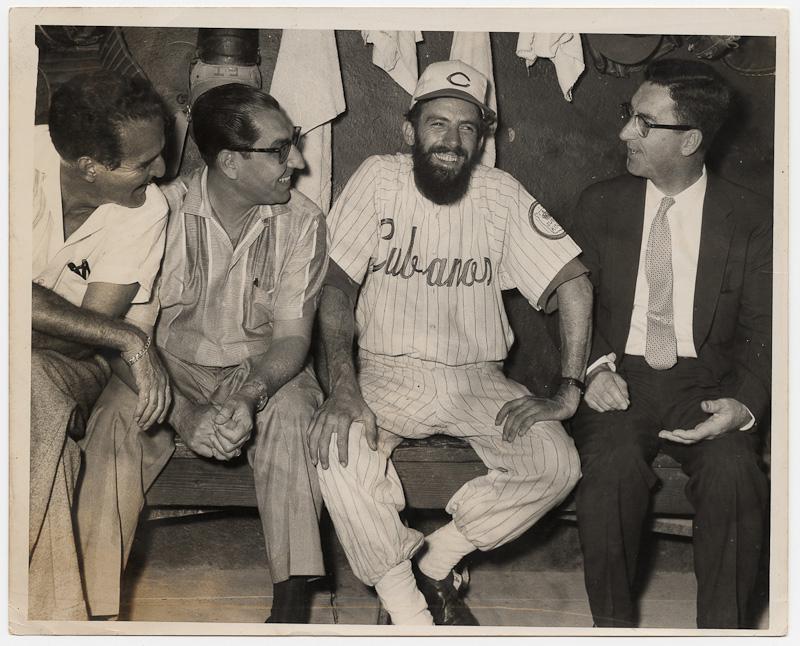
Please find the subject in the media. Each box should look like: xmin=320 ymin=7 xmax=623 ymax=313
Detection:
xmin=528 ymin=201 xmax=567 ymax=240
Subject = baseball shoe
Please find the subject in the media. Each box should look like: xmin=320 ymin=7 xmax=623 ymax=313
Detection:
xmin=415 ymin=568 xmax=479 ymax=626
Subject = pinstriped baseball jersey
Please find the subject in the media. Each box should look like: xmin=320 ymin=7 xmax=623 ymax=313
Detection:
xmin=326 ymin=154 xmax=582 ymax=366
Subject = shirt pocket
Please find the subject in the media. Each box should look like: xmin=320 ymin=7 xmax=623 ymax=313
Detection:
xmin=243 ymin=283 xmax=276 ymax=331
xmin=52 ymin=265 xmax=92 ymax=307
xmin=243 ymin=221 xmax=278 ymax=330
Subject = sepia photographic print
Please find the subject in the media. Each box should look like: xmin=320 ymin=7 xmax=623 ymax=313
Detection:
xmin=7 ymin=5 xmax=789 ymax=638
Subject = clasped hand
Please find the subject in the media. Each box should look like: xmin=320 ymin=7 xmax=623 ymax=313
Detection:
xmin=181 ymin=392 xmax=257 ymax=461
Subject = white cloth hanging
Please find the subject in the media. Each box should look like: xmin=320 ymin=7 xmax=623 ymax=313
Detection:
xmin=270 ymin=30 xmax=346 ymax=213
xmin=362 ymin=30 xmax=423 ymax=95
xmin=516 ymin=33 xmax=585 ymax=102
xmin=450 ymin=32 xmax=497 ymax=167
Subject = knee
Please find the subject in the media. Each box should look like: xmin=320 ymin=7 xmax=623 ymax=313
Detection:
xmin=90 ymin=378 xmax=138 ymax=419
xmin=266 ymin=378 xmax=322 ymax=428
xmin=690 ymin=442 xmax=767 ymax=498
xmin=589 ymin=440 xmax=647 ymax=475
xmin=314 ymin=438 xmax=353 ymax=499
xmin=576 ymin=441 xmax=656 ymax=501
xmin=523 ymin=428 xmax=582 ymax=502
xmin=30 ymin=349 xmax=59 ymax=388
xmin=553 ymin=441 xmax=582 ymax=495
xmin=315 ymin=431 xmax=386 ymax=497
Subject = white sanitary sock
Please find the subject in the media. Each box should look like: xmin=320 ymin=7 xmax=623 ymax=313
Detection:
xmin=374 ymin=560 xmax=434 ymax=625
xmin=417 ymin=520 xmax=476 ymax=581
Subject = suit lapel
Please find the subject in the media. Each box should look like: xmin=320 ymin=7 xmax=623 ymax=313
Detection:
xmin=608 ymin=178 xmax=647 ymax=351
xmin=693 ymin=174 xmax=734 ymax=348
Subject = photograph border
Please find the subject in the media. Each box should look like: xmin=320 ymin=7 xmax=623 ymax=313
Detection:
xmin=7 ymin=4 xmax=790 ymax=637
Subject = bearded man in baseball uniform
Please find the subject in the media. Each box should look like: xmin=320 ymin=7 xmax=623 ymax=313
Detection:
xmin=307 ymin=60 xmax=592 ymax=626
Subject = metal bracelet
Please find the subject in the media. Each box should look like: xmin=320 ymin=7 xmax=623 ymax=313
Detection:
xmin=124 ymin=335 xmax=151 ymax=366
xmin=560 ymin=376 xmax=586 ymax=396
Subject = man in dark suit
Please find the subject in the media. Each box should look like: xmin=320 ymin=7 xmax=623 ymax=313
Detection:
xmin=570 ymin=58 xmax=771 ymax=629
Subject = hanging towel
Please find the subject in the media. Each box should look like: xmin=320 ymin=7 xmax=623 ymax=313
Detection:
xmin=270 ymin=30 xmax=346 ymax=214
xmin=362 ymin=30 xmax=423 ymax=95
xmin=450 ymin=32 xmax=497 ymax=167
xmin=516 ymin=33 xmax=585 ymax=102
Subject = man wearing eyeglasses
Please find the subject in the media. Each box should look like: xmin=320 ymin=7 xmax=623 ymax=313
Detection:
xmin=142 ymin=83 xmax=328 ymax=622
xmin=569 ymin=59 xmax=771 ymax=628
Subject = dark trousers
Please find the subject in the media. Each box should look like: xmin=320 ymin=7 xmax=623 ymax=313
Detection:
xmin=569 ymin=356 xmax=768 ymax=628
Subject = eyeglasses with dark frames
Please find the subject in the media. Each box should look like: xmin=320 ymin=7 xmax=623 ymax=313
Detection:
xmin=619 ymin=103 xmax=696 ymax=138
xmin=228 ymin=126 xmax=302 ymax=164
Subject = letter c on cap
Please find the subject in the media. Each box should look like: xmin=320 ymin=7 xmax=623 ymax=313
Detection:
xmin=447 ymin=72 xmax=471 ymax=87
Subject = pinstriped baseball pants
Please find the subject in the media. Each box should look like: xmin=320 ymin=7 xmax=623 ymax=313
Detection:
xmin=317 ymin=351 xmax=582 ymax=586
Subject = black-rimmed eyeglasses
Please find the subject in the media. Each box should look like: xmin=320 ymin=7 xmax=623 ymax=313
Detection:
xmin=619 ymin=103 xmax=696 ymax=138
xmin=228 ymin=126 xmax=302 ymax=164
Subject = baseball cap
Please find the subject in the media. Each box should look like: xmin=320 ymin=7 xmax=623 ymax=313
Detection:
xmin=410 ymin=60 xmax=495 ymax=120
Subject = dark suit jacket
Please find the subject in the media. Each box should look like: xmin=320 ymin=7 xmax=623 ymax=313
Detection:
xmin=570 ymin=173 xmax=772 ymax=425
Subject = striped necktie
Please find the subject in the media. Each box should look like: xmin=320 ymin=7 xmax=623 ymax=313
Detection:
xmin=644 ymin=196 xmax=678 ymax=370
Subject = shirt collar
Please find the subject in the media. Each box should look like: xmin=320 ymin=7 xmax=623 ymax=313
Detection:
xmin=180 ymin=167 xmax=207 ymax=217
xmin=647 ymin=166 xmax=707 ymax=207
xmin=181 ymin=165 xmax=279 ymax=222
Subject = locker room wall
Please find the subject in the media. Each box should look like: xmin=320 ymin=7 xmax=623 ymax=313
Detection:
xmin=60 ymin=27 xmax=778 ymax=395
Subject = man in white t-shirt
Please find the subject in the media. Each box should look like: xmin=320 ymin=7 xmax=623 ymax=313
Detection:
xmin=307 ymin=60 xmax=593 ymax=625
xmin=29 ymin=71 xmax=173 ymax=620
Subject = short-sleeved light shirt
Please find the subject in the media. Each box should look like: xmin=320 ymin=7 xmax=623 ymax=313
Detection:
xmin=32 ymin=125 xmax=168 ymax=325
xmin=327 ymin=154 xmax=582 ymax=366
xmin=155 ymin=167 xmax=328 ymax=368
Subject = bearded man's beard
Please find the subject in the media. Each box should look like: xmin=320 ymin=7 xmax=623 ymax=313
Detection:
xmin=411 ymin=143 xmax=477 ymax=205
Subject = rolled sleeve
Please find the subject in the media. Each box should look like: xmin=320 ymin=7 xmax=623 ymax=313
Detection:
xmin=537 ymin=257 xmax=590 ymax=313
xmin=89 ymin=185 xmax=168 ymax=302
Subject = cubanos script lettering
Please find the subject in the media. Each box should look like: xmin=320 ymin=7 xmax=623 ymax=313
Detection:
xmin=370 ymin=223 xmax=493 ymax=288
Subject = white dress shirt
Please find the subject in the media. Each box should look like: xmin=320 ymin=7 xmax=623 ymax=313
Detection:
xmin=587 ymin=168 xmax=755 ymax=429
xmin=625 ymin=170 xmax=706 ymax=357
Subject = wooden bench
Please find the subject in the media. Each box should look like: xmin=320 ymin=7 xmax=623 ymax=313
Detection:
xmin=145 ymin=434 xmax=695 ymax=535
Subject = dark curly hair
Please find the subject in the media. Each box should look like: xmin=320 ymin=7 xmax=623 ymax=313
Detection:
xmin=48 ymin=71 xmax=169 ymax=170
xmin=644 ymin=59 xmax=734 ymax=152
xmin=189 ymin=83 xmax=282 ymax=168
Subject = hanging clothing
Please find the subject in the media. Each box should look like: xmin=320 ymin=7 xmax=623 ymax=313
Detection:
xmin=362 ymin=30 xmax=423 ymax=95
xmin=516 ymin=33 xmax=585 ymax=102
xmin=270 ymin=30 xmax=346 ymax=214
xmin=450 ymin=31 xmax=497 ymax=167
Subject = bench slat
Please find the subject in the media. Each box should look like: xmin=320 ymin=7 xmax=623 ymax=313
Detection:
xmin=148 ymin=436 xmax=694 ymax=515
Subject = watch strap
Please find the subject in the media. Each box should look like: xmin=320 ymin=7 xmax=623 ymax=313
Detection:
xmin=560 ymin=376 xmax=586 ymax=396
xmin=242 ymin=381 xmax=270 ymax=412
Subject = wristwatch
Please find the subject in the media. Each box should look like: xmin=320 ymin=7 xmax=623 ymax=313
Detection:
xmin=242 ymin=381 xmax=270 ymax=412
xmin=560 ymin=376 xmax=586 ymax=396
